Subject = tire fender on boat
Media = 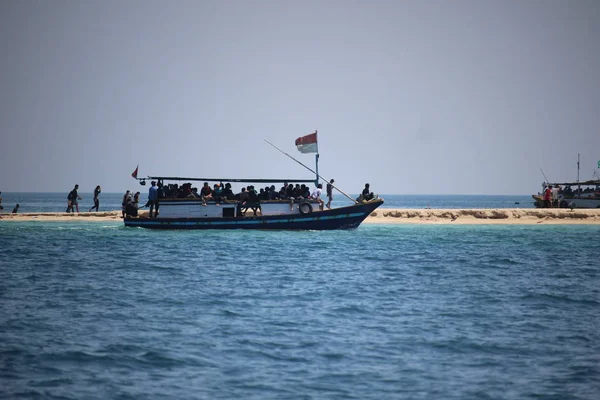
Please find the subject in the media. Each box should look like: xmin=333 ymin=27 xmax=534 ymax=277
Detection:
xmin=299 ymin=202 xmax=313 ymax=214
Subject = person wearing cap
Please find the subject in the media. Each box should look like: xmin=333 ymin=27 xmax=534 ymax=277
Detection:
xmin=148 ymin=181 xmax=159 ymax=217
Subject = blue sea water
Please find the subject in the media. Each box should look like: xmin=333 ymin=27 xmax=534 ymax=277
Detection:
xmin=1 ymin=221 xmax=599 ymax=399
xmin=0 ymin=192 xmax=535 ymax=213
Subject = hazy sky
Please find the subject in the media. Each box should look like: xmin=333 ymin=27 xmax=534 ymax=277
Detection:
xmin=1 ymin=0 xmax=599 ymax=195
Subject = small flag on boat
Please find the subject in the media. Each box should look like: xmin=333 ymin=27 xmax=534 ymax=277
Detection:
xmin=295 ymin=131 xmax=318 ymax=154
xmin=131 ymin=165 xmax=139 ymax=179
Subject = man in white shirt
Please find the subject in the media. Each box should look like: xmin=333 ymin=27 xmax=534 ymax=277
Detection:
xmin=311 ymin=184 xmax=324 ymax=210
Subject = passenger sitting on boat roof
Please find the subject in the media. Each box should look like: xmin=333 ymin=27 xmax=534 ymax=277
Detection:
xmin=222 ymin=182 xmax=235 ymax=200
xmin=269 ymin=185 xmax=279 ymax=200
xmin=213 ymin=183 xmax=224 ymax=205
xmin=301 ymin=184 xmax=310 ymax=199
xmin=180 ymin=183 xmax=195 ymax=198
xmin=246 ymin=186 xmax=261 ymax=215
xmin=359 ymin=183 xmax=374 ymax=202
xmin=201 ymin=182 xmax=213 ymax=206
xmin=311 ymin=184 xmax=324 ymax=211
xmin=237 ymin=187 xmax=249 ymax=215
xmin=286 ymin=183 xmax=295 ymax=199
xmin=165 ymin=183 xmax=179 ymax=198
xmin=259 ymin=187 xmax=267 ymax=201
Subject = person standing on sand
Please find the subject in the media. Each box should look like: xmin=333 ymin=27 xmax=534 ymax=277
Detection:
xmin=67 ymin=184 xmax=82 ymax=213
xmin=89 ymin=185 xmax=101 ymax=212
xmin=12 ymin=204 xmax=19 ymax=213
xmin=326 ymin=179 xmax=334 ymax=209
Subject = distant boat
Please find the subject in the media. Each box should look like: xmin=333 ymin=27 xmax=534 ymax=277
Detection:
xmin=532 ymin=179 xmax=600 ymax=209
xmin=124 ymin=132 xmax=384 ymax=230
xmin=533 ymin=154 xmax=600 ymax=208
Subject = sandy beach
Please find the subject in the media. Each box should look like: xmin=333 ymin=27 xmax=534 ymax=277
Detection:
xmin=1 ymin=208 xmax=600 ymax=224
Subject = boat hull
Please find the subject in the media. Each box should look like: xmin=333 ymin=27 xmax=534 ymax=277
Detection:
xmin=124 ymin=199 xmax=384 ymax=230
xmin=532 ymin=194 xmax=600 ymax=208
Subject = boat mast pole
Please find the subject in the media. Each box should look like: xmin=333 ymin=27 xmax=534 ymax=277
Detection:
xmin=577 ymin=153 xmax=581 ymax=198
xmin=264 ymin=139 xmax=358 ymax=204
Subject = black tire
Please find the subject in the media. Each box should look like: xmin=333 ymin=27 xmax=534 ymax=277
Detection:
xmin=299 ymin=202 xmax=313 ymax=214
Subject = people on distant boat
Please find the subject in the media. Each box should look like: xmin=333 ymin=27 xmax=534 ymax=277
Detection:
xmin=12 ymin=204 xmax=19 ymax=214
xmin=268 ymin=185 xmax=279 ymax=200
xmin=543 ymin=185 xmax=553 ymax=208
xmin=213 ymin=183 xmax=224 ymax=205
xmin=89 ymin=185 xmax=101 ymax=212
xmin=121 ymin=190 xmax=130 ymax=218
xmin=311 ymin=184 xmax=324 ymax=210
xmin=67 ymin=184 xmax=82 ymax=213
xmin=552 ymin=185 xmax=560 ymax=206
xmin=237 ymin=187 xmax=249 ymax=216
xmin=326 ymin=179 xmax=334 ymax=209
xmin=148 ymin=181 xmax=159 ymax=217
xmin=125 ymin=195 xmax=138 ymax=217
xmin=200 ymin=182 xmax=213 ymax=206
xmin=286 ymin=183 xmax=295 ymax=200
xmin=244 ymin=186 xmax=259 ymax=215
xmin=222 ymin=183 xmax=235 ymax=200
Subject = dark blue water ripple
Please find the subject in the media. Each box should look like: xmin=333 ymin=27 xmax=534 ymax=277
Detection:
xmin=1 ymin=222 xmax=599 ymax=399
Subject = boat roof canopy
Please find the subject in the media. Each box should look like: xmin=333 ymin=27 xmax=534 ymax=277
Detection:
xmin=545 ymin=179 xmax=600 ymax=186
xmin=141 ymin=176 xmax=315 ymax=184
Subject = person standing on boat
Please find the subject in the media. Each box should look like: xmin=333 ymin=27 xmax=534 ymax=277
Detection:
xmin=543 ymin=185 xmax=553 ymax=208
xmin=148 ymin=181 xmax=159 ymax=217
xmin=89 ymin=185 xmax=101 ymax=212
xmin=326 ymin=179 xmax=334 ymax=209
xmin=311 ymin=184 xmax=324 ymax=210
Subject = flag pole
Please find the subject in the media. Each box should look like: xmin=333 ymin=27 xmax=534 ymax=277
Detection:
xmin=315 ymin=130 xmax=319 ymax=186
xmin=264 ymin=139 xmax=358 ymax=204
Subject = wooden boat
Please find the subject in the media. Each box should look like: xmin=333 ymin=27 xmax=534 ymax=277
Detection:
xmin=532 ymin=179 xmax=600 ymax=208
xmin=123 ymin=181 xmax=383 ymax=230
xmin=124 ymin=133 xmax=384 ymax=229
xmin=533 ymin=155 xmax=600 ymax=208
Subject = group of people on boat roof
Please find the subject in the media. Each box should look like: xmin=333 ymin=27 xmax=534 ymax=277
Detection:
xmin=158 ymin=181 xmax=326 ymax=209
xmin=159 ymin=181 xmax=321 ymax=203
xmin=124 ymin=180 xmax=330 ymax=218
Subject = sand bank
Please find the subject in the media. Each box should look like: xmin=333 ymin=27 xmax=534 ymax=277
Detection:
xmin=1 ymin=208 xmax=600 ymax=224
xmin=367 ymin=208 xmax=600 ymax=224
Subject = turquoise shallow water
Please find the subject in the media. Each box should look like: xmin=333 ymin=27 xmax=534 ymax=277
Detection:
xmin=1 ymin=222 xmax=599 ymax=399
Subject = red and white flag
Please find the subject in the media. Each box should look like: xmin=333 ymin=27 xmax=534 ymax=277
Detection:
xmin=131 ymin=165 xmax=139 ymax=179
xmin=295 ymin=131 xmax=318 ymax=154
